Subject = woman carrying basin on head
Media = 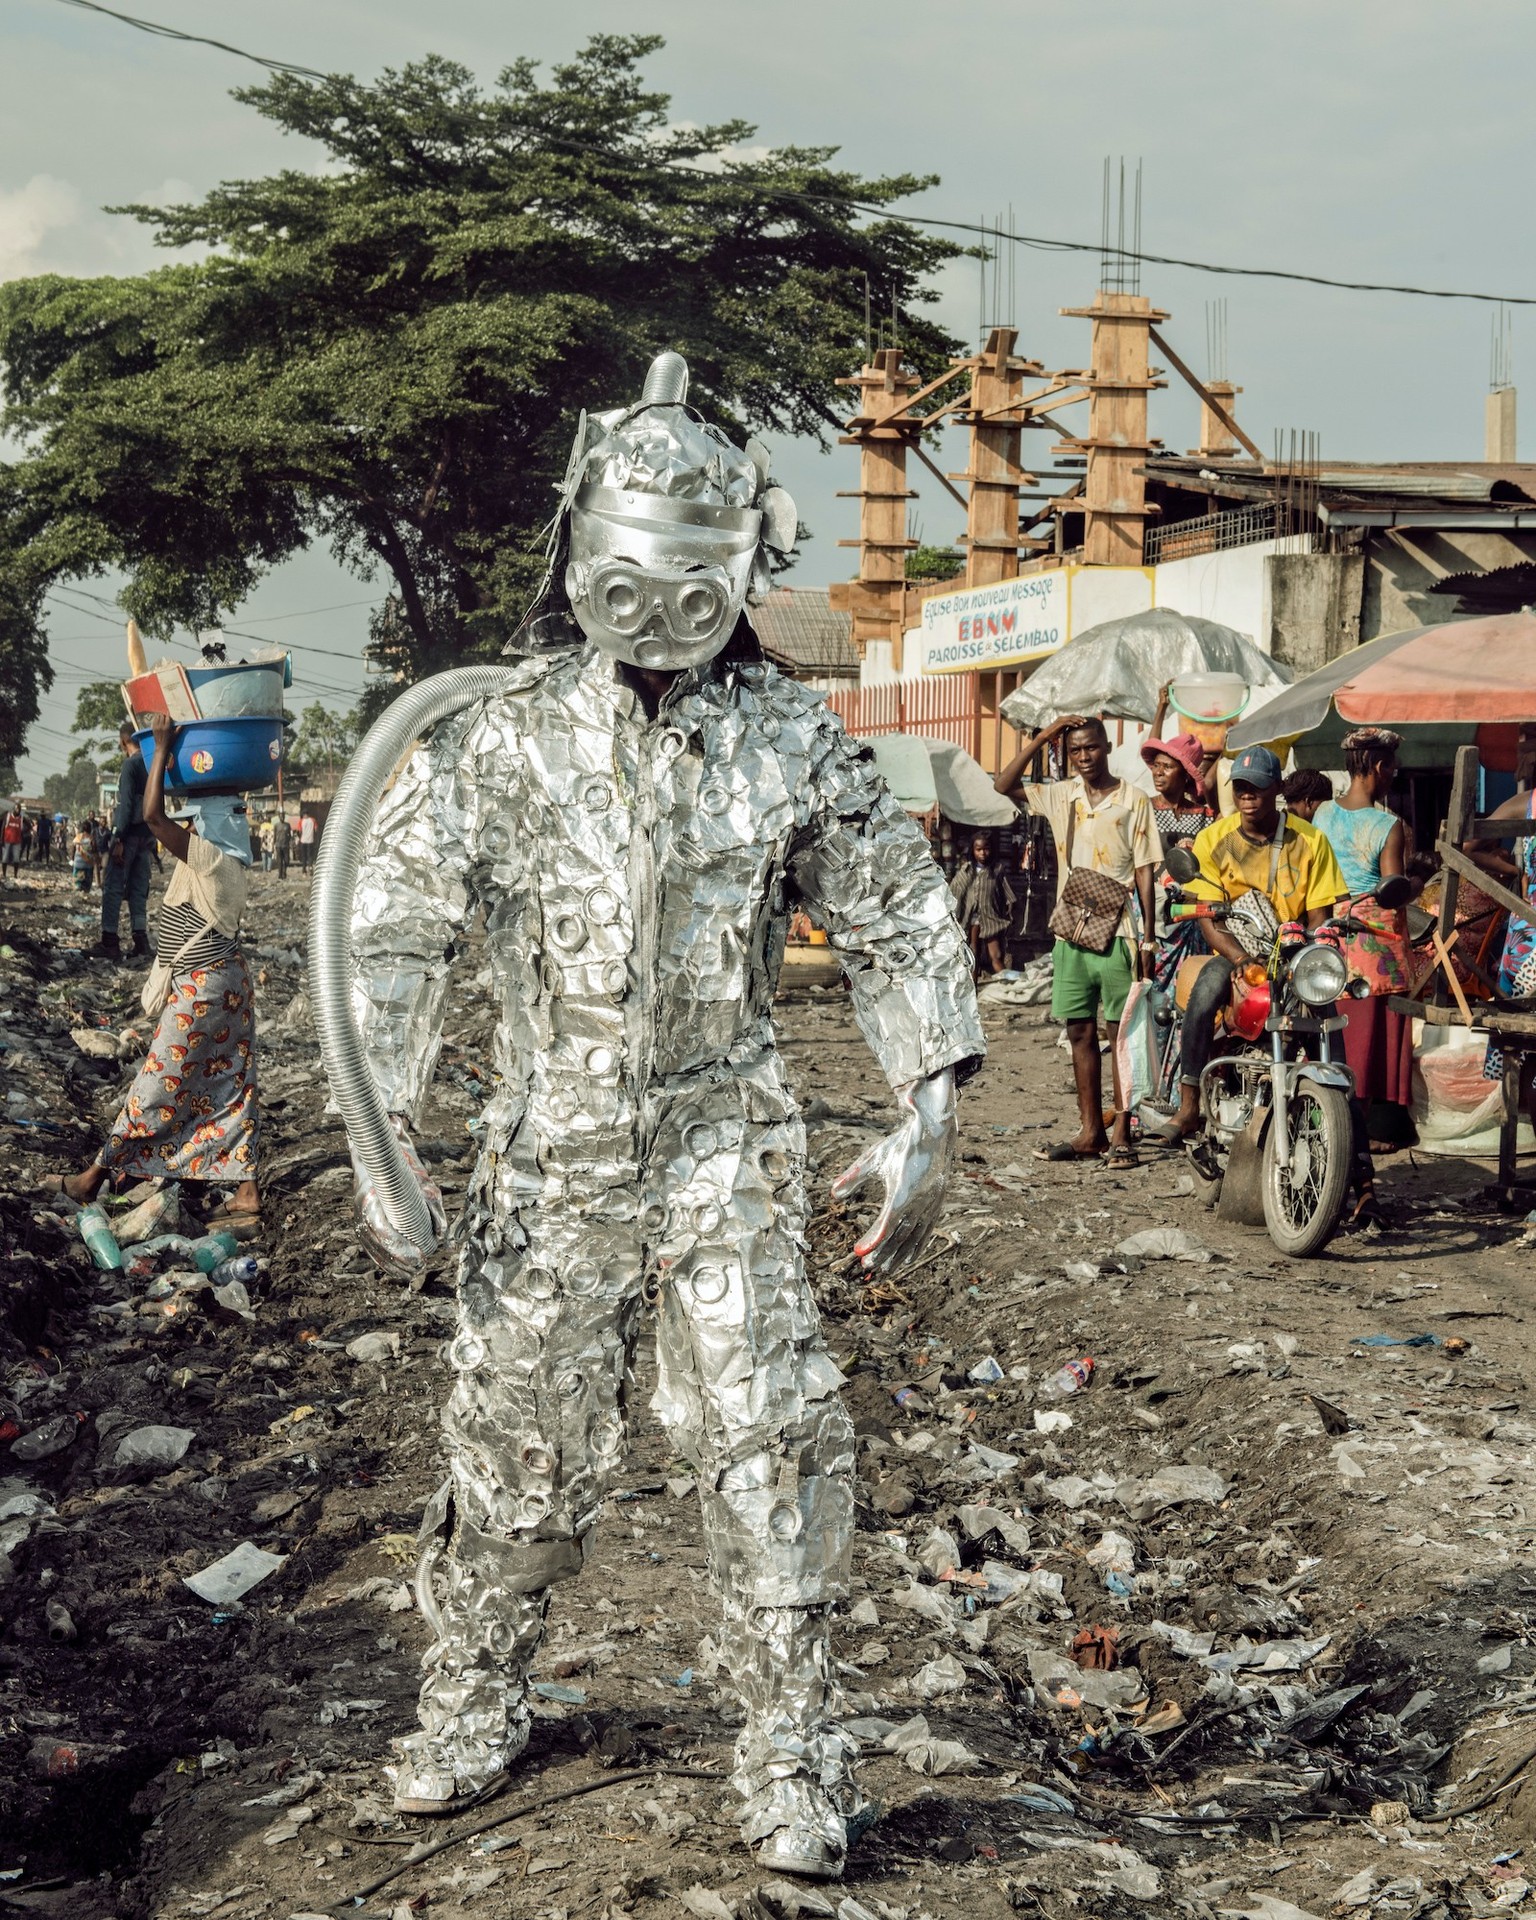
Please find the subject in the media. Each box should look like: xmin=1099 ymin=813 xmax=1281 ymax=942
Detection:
xmin=44 ymin=712 xmax=261 ymax=1238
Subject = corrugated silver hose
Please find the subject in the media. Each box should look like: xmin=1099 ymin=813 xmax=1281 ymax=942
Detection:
xmin=310 ymin=665 xmax=518 ymax=1251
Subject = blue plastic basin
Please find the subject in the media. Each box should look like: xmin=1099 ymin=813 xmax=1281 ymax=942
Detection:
xmin=132 ymin=717 xmax=284 ymax=795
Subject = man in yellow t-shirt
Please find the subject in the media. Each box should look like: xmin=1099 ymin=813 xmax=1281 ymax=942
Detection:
xmin=1166 ymin=745 xmax=1347 ymax=1139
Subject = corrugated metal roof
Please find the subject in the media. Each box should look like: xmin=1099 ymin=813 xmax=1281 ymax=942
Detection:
xmin=1150 ymin=455 xmax=1536 ymax=504
xmin=751 ymin=588 xmax=859 ymax=678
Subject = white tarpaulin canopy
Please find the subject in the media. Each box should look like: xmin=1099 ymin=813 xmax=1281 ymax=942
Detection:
xmin=999 ymin=607 xmax=1291 ymax=731
xmin=867 ymin=735 xmax=1018 ymax=827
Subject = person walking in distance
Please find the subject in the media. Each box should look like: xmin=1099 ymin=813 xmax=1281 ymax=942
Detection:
xmin=298 ymin=809 xmax=317 ymax=874
xmin=995 ymin=715 xmax=1159 ymax=1167
xmin=1 ymin=799 xmax=23 ymax=886
xmin=273 ymin=813 xmax=292 ymax=879
xmin=96 ymin=723 xmax=155 ymax=963
xmin=35 ymin=811 xmax=53 ymax=867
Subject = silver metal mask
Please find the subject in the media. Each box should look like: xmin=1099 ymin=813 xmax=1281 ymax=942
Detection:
xmin=559 ymin=352 xmax=798 ymax=670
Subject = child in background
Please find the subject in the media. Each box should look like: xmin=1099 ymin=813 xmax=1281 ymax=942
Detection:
xmin=1281 ymin=767 xmax=1333 ymax=824
xmin=72 ymin=823 xmax=94 ymax=893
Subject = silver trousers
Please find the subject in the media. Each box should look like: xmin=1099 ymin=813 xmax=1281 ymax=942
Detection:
xmin=406 ymin=1081 xmax=859 ymax=1842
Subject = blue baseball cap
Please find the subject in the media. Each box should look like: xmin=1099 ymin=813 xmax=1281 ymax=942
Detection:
xmin=1230 ymin=745 xmax=1283 ymax=792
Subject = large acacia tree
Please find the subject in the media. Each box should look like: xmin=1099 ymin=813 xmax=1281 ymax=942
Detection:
xmin=0 ymin=34 xmax=960 ymax=718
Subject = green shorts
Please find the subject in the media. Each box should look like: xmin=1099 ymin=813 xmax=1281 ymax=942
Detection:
xmin=1050 ymin=936 xmax=1134 ymax=1025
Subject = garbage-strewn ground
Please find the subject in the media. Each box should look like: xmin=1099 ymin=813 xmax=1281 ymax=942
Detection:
xmin=3 ymin=859 xmax=1536 ymax=1920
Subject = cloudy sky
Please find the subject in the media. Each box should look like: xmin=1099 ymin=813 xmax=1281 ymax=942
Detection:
xmin=5 ymin=0 xmax=1533 ymax=787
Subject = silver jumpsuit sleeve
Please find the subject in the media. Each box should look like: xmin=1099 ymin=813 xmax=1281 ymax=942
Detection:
xmin=787 ymin=712 xmax=985 ymax=1090
xmin=350 ymin=708 xmax=486 ymax=1122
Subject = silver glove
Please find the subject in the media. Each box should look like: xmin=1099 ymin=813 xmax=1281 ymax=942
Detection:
xmin=831 ymin=1068 xmax=957 ymax=1274
xmin=353 ymin=1114 xmax=448 ymax=1278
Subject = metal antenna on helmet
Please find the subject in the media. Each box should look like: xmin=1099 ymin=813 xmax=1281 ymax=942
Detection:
xmin=640 ymin=351 xmax=689 ymax=406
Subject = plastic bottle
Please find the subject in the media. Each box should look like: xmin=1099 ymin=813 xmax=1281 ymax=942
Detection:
xmin=77 ymin=1204 xmax=124 ymax=1272
xmin=184 ymin=1232 xmax=241 ymax=1273
xmin=1042 ymin=1355 xmax=1094 ymax=1398
xmin=208 ymin=1255 xmax=262 ymax=1287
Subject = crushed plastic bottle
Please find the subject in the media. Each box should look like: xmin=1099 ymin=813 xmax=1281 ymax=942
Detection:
xmin=77 ymin=1205 xmax=124 ymax=1272
xmin=132 ymin=1230 xmax=239 ymax=1272
xmin=1042 ymin=1355 xmax=1095 ymax=1398
xmin=208 ymin=1255 xmax=262 ymax=1288
xmin=186 ymin=1232 xmax=241 ymax=1272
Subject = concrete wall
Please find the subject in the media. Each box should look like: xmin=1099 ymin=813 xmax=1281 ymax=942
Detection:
xmin=1151 ymin=538 xmax=1282 ymax=648
xmin=1266 ymin=550 xmax=1366 ymax=675
xmin=1361 ymin=527 xmax=1536 ymax=640
xmin=1070 ymin=565 xmax=1153 ymax=632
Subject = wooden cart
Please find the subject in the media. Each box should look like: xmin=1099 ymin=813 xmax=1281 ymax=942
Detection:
xmin=1389 ymin=742 xmax=1535 ymax=1206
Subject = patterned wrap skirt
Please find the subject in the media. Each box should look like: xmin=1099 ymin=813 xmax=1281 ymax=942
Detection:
xmin=98 ymin=953 xmax=258 ymax=1182
xmin=1337 ymin=901 xmax=1413 ymax=1122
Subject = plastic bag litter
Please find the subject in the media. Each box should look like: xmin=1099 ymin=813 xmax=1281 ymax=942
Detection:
xmin=1150 ymin=1620 xmax=1217 ymax=1658
xmin=1028 ymin=1649 xmax=1147 ymax=1711
xmin=1202 ymin=1633 xmax=1330 ymax=1675
xmin=112 ymin=1424 xmax=194 ymax=1468
xmin=888 ymin=1578 xmax=958 ymax=1630
xmin=184 ymin=1540 xmax=287 ymax=1605
xmin=1115 ymin=1464 xmax=1229 ymax=1520
xmin=1113 ymin=1226 xmax=1211 ymax=1263
xmin=1097 ymin=1861 xmax=1162 ymax=1901
xmin=1086 ymin=1530 xmax=1136 ymax=1576
xmin=1224 ymin=1898 xmax=1324 ymax=1920
xmin=345 ymin=1330 xmax=400 ymax=1364
xmin=916 ymin=1527 xmax=961 ymax=1578
xmin=979 ymin=954 xmax=1053 ymax=1006
xmin=957 ymin=1504 xmax=1032 ymax=1557
xmin=882 ymin=1712 xmax=979 ymax=1775
xmin=1002 ymin=1783 xmax=1076 ymax=1816
xmin=911 ymin=1653 xmax=968 ymax=1698
xmin=9 ymin=1416 xmax=77 ymax=1462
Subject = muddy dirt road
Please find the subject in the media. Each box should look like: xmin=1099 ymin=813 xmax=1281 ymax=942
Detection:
xmin=3 ymin=861 xmax=1535 ymax=1920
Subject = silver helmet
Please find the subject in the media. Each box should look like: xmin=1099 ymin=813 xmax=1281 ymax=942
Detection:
xmin=556 ymin=352 xmax=797 ymax=671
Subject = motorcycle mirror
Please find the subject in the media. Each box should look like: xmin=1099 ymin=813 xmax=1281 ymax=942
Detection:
xmin=1164 ymin=846 xmax=1201 ymax=884
xmin=1375 ymin=874 xmax=1413 ymax=910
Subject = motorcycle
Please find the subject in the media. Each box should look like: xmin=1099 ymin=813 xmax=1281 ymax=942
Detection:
xmin=1140 ymin=849 xmax=1414 ymax=1257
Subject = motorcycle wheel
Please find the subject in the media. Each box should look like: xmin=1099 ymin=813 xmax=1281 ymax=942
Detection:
xmin=1261 ymin=1082 xmax=1352 ymax=1258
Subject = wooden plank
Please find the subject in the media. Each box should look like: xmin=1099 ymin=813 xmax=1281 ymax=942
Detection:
xmin=1500 ymin=1053 xmax=1522 ymax=1194
xmin=1406 ymin=926 xmax=1455 ymax=1001
xmin=1436 ymin=839 xmax=1533 ymax=928
xmin=1434 ymin=745 xmax=1480 ymax=1002
xmin=1148 ymin=328 xmax=1265 ymax=464
xmin=909 ymin=442 xmax=968 ymax=509
xmin=1392 ymin=996 xmax=1536 ymax=1038
xmin=1468 ymin=816 xmax=1536 ymax=840
xmin=1434 ymin=930 xmax=1475 ymax=1028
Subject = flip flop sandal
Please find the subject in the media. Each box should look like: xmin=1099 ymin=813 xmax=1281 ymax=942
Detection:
xmin=1106 ymin=1147 xmax=1140 ymax=1170
xmin=1035 ymin=1141 xmax=1105 ymax=1162
xmin=204 ymin=1204 xmax=261 ymax=1241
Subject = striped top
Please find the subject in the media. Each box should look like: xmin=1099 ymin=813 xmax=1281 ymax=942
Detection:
xmin=154 ymin=896 xmax=238 ymax=973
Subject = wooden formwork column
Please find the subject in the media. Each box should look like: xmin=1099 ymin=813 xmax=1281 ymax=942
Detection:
xmin=1196 ymin=378 xmax=1243 ymax=459
xmin=1060 ymin=292 xmax=1167 ymax=566
xmin=951 ymin=327 xmax=1038 ymax=588
xmin=830 ymin=349 xmax=919 ymax=658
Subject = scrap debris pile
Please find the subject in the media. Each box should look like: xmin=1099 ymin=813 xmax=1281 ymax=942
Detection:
xmin=2 ymin=877 xmax=1536 ymax=1920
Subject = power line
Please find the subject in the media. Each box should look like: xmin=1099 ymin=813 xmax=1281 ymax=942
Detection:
xmin=48 ymin=0 xmax=327 ymax=79
xmin=36 ymin=0 xmax=1536 ymax=311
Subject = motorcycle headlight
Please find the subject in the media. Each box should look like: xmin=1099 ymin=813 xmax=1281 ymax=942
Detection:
xmin=1290 ymin=945 xmax=1348 ymax=1008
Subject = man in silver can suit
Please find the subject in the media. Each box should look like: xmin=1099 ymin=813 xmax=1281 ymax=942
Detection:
xmin=347 ymin=352 xmax=984 ymax=1879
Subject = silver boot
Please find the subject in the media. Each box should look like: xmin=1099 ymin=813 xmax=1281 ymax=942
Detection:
xmin=387 ymin=1524 xmax=546 ymax=1814
xmin=724 ymin=1601 xmax=863 ymax=1879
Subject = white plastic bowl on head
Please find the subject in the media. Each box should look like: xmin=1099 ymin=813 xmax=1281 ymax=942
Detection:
xmin=1169 ymin=671 xmax=1249 ymax=723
